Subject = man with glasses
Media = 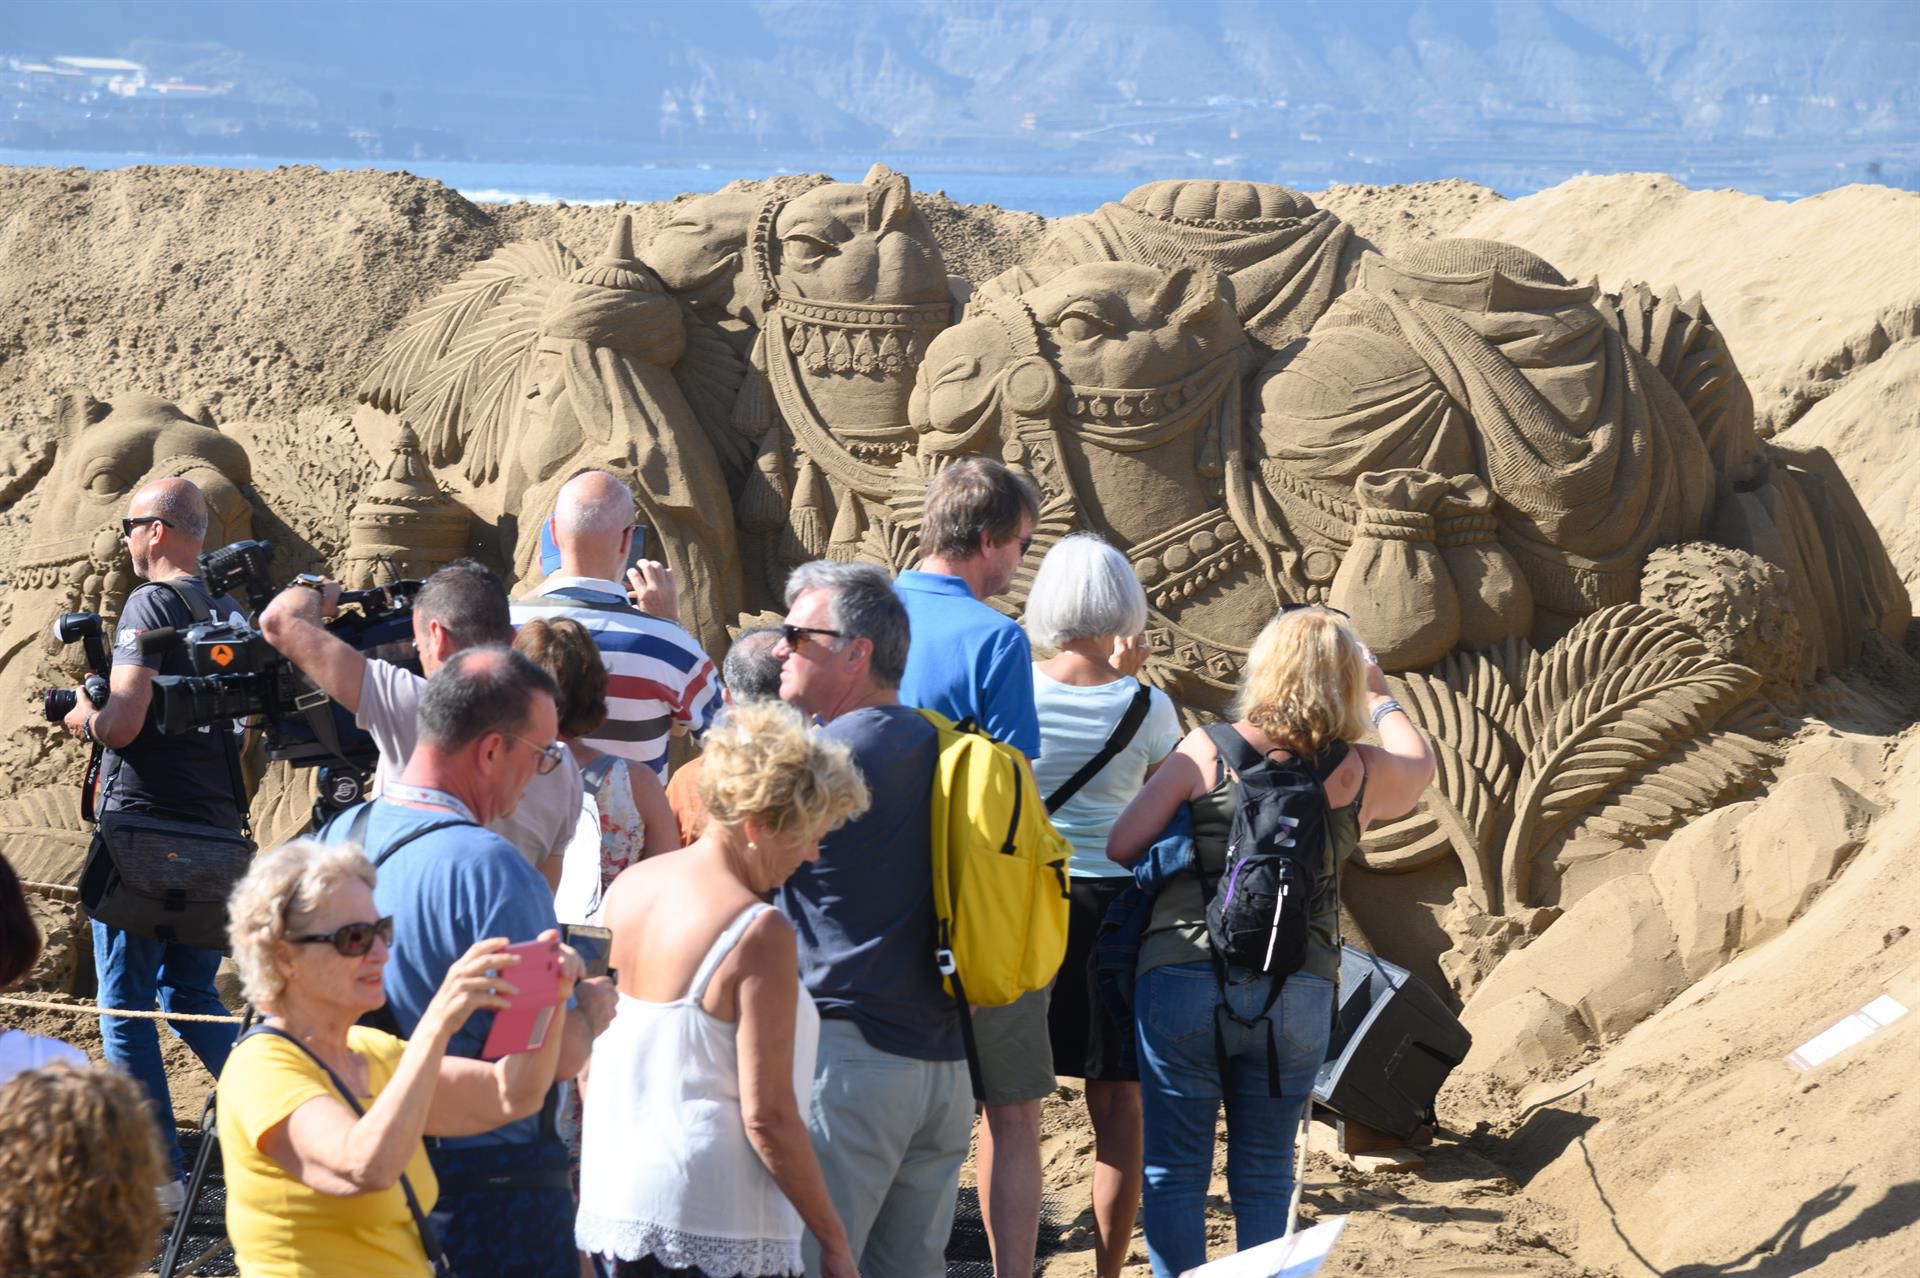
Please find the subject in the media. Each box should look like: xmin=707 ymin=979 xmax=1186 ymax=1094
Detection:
xmin=57 ymin=478 xmax=246 ymax=1210
xmin=314 ymin=646 xmax=615 ymax=1278
xmin=510 ymin=469 xmax=721 ymax=782
xmin=260 ymin=558 xmax=586 ymax=887
xmin=892 ymin=456 xmax=1052 ymax=1278
xmin=773 ymin=561 xmax=974 ymax=1277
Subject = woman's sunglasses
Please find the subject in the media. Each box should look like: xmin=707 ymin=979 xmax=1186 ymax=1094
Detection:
xmin=291 ymin=916 xmax=395 ymax=957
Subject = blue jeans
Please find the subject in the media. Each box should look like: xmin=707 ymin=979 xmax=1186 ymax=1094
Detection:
xmin=1134 ymin=961 xmax=1334 ymax=1278
xmin=92 ymin=920 xmax=236 ymax=1175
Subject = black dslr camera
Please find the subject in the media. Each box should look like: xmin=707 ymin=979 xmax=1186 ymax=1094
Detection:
xmin=41 ymin=612 xmax=112 ymax=722
xmin=140 ymin=540 xmax=423 ymax=781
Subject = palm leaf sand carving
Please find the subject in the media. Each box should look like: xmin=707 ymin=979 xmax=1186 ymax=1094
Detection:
xmin=0 ymin=785 xmax=90 ymax=885
xmin=1358 ymin=607 xmax=1774 ymax=918
xmin=357 ymin=240 xmax=580 ymax=480
xmin=1500 ymin=604 xmax=1764 ymax=908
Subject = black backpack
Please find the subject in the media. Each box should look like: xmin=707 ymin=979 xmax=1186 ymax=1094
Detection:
xmin=1199 ymin=724 xmax=1349 ymax=1094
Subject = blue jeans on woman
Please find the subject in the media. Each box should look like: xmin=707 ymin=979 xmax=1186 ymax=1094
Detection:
xmin=1133 ymin=960 xmax=1334 ymax=1277
xmin=92 ymin=920 xmax=236 ymax=1176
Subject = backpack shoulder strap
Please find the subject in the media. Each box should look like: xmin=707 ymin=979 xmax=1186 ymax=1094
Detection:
xmin=1202 ymin=722 xmax=1264 ymax=779
xmin=371 ymin=817 xmax=476 ymax=869
xmin=531 ymin=586 xmax=638 ymax=614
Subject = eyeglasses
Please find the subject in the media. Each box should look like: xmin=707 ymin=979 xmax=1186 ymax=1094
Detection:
xmin=781 ymin=623 xmax=846 ymax=650
xmin=1018 ymin=534 xmax=1035 ymax=556
xmin=291 ymin=916 xmax=394 ymax=957
xmin=120 ymin=516 xmax=173 ymax=539
xmin=503 ymin=732 xmax=565 ymax=775
xmin=1279 ymin=601 xmax=1351 ymax=620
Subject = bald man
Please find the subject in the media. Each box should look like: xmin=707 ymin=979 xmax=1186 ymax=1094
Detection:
xmin=61 ymin=477 xmax=246 ymax=1205
xmin=511 ymin=470 xmax=720 ymax=780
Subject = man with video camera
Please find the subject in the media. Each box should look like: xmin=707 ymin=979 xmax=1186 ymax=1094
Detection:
xmin=258 ymin=559 xmax=584 ymax=882
xmin=58 ymin=477 xmax=246 ymax=1210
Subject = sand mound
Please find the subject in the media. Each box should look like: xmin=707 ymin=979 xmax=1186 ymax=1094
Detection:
xmin=1312 ymin=178 xmax=1505 ymax=256
xmin=1454 ymin=175 xmax=1920 ymax=437
xmin=1452 ymin=725 xmax=1920 ymax=1276
xmin=1776 ymin=337 xmax=1920 ymax=586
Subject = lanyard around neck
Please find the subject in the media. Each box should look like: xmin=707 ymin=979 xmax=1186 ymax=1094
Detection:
xmin=382 ymin=783 xmax=478 ymax=825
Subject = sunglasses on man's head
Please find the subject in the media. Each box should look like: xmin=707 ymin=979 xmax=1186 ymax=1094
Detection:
xmin=291 ymin=916 xmax=394 ymax=957
xmin=781 ymin=623 xmax=845 ymax=650
xmin=120 ymin=515 xmax=173 ymax=538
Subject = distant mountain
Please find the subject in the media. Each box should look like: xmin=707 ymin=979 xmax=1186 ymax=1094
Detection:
xmin=5 ymin=0 xmax=1916 ymax=194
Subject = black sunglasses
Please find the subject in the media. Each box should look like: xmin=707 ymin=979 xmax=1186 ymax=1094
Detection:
xmin=1279 ymin=601 xmax=1350 ymax=620
xmin=291 ymin=916 xmax=394 ymax=957
xmin=120 ymin=516 xmax=173 ymax=538
xmin=781 ymin=623 xmax=846 ymax=650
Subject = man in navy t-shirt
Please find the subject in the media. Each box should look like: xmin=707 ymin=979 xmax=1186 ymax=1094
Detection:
xmin=776 ymin=560 xmax=973 ymax=1277
xmin=893 ymin=457 xmax=1052 ymax=1278
xmin=317 ymin=646 xmax=615 ymax=1278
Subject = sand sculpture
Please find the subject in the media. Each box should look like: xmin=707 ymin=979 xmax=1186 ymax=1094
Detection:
xmin=0 ymin=391 xmax=256 ymax=717
xmin=643 ymin=164 xmax=953 ymax=605
xmin=0 ymin=169 xmax=1908 ymax=1028
xmin=911 ymin=187 xmax=1906 ymax=989
xmin=353 ymin=215 xmax=743 ymax=656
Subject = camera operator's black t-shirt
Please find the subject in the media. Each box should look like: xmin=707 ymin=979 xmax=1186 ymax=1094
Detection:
xmin=100 ymin=576 xmax=248 ymax=829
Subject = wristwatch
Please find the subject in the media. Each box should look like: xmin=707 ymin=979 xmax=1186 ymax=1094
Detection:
xmin=81 ymin=713 xmax=98 ymax=743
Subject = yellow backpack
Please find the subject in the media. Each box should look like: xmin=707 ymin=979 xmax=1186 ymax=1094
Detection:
xmin=917 ymin=709 xmax=1072 ymax=1010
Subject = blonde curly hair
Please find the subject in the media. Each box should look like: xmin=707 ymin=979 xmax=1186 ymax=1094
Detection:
xmin=0 ymin=1063 xmax=164 ymax=1278
xmin=697 ymin=700 xmax=871 ymax=840
xmin=227 ymin=838 xmax=379 ymax=1012
xmin=1233 ymin=607 xmax=1369 ymax=760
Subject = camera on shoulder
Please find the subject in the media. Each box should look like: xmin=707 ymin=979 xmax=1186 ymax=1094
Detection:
xmin=62 ymin=538 xmax=425 ymax=779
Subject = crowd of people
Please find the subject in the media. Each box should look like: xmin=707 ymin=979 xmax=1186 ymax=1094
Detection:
xmin=1 ymin=455 xmax=1434 ymax=1278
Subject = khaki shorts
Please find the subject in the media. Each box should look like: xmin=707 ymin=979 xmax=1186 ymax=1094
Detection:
xmin=970 ymin=986 xmax=1056 ymax=1105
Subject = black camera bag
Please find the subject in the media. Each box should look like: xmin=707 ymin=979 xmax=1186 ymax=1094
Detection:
xmin=78 ymin=579 xmax=255 ymax=951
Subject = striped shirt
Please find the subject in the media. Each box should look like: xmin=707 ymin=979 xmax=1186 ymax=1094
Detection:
xmin=511 ymin=576 xmax=721 ymax=779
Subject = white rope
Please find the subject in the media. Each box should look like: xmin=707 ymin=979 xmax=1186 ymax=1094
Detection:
xmin=0 ymin=993 xmax=244 ymax=1025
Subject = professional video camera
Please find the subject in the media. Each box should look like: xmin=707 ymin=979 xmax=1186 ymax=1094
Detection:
xmin=136 ymin=540 xmax=423 ymax=788
xmin=41 ymin=612 xmax=113 ymax=722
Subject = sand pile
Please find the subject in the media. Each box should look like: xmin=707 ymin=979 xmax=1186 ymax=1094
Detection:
xmin=3 ymin=162 xmax=1919 ymax=1275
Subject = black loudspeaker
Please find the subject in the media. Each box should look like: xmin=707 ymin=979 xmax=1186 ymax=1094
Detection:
xmin=1311 ymin=945 xmax=1471 ymax=1139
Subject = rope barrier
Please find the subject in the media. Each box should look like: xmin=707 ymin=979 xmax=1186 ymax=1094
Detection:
xmin=0 ymin=993 xmax=244 ymax=1024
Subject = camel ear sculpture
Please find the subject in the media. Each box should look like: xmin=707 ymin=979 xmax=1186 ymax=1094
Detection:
xmin=864 ymin=164 xmax=916 ymax=234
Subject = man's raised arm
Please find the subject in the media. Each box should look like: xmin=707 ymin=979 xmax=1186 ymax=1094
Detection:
xmin=258 ymin=579 xmax=368 ymax=716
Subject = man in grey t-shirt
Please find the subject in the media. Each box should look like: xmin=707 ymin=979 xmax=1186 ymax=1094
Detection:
xmin=259 ymin=559 xmax=582 ymax=878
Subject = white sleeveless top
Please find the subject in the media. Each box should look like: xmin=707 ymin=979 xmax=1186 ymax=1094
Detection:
xmin=575 ymin=903 xmax=819 ymax=1275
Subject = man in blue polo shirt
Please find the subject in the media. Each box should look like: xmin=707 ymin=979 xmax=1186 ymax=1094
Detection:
xmin=894 ymin=456 xmax=1049 ymax=1278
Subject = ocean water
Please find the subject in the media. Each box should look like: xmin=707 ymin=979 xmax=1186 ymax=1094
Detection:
xmin=0 ymin=147 xmax=1154 ymax=217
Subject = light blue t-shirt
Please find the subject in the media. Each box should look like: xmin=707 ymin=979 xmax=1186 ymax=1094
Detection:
xmin=1031 ymin=671 xmax=1182 ymax=878
xmin=894 ymin=570 xmax=1042 ymax=759
xmin=317 ymin=799 xmax=562 ymax=1147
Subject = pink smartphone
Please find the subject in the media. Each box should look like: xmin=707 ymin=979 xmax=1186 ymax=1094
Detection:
xmin=480 ymin=937 xmax=565 ymax=1060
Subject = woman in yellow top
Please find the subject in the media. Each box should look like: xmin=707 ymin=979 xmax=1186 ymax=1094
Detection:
xmin=217 ymin=837 xmax=583 ymax=1277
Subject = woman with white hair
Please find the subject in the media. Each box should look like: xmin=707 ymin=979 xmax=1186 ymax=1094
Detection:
xmin=1024 ymin=532 xmax=1182 ymax=1278
xmin=216 ymin=838 xmax=583 ymax=1278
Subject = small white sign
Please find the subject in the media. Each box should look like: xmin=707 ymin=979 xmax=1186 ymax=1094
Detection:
xmin=1178 ymin=1216 xmax=1349 ymax=1278
xmin=1786 ymin=994 xmax=1909 ymax=1072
